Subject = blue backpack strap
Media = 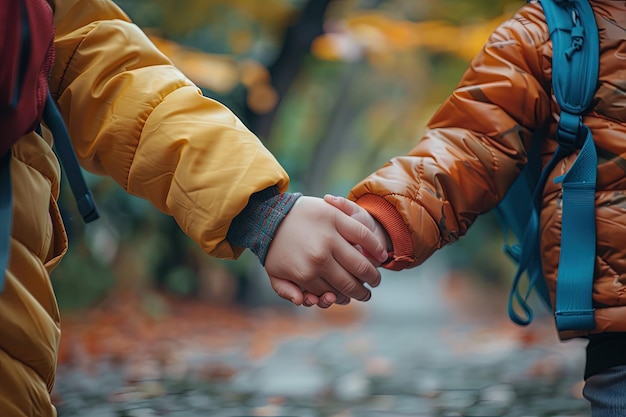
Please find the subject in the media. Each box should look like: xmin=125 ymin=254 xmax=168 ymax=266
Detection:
xmin=0 ymin=152 xmax=12 ymax=292
xmin=553 ymin=124 xmax=596 ymax=330
xmin=541 ymin=0 xmax=598 ymax=331
xmin=496 ymin=127 xmax=552 ymax=326
xmin=498 ymin=125 xmax=551 ymax=325
xmin=505 ymin=0 xmax=598 ymax=331
xmin=506 ymin=132 xmax=565 ymax=326
xmin=43 ymin=90 xmax=99 ymax=223
xmin=546 ymin=0 xmax=599 ymax=115
xmin=0 ymin=90 xmax=99 ymax=295
xmin=542 ymin=0 xmax=600 ymax=331
xmin=1 ymin=0 xmax=98 ymax=293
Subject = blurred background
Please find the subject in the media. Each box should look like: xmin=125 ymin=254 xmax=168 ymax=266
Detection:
xmin=52 ymin=1 xmax=590 ymax=416
xmin=53 ymin=0 xmax=521 ymax=311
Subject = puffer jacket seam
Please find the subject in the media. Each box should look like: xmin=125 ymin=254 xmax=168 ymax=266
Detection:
xmin=12 ymin=151 xmax=54 ymax=189
xmin=10 ymin=157 xmax=54 ymax=259
xmin=0 ymin=344 xmax=53 ymax=393
xmin=416 ymin=158 xmax=425 ymax=204
xmin=53 ymin=22 xmax=189 ymax=192
xmin=54 ymin=34 xmax=83 ymax=99
xmin=592 ymin=256 xmax=617 ymax=308
xmin=514 ymin=3 xmax=553 ymax=95
xmin=123 ymin=85 xmax=190 ymax=192
xmin=590 ymin=112 xmax=624 ymax=127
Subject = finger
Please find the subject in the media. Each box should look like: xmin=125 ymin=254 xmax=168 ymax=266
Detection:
xmin=268 ymin=276 xmax=305 ymax=306
xmin=336 ymin=295 xmax=351 ymax=306
xmin=324 ymin=194 xmax=360 ymax=216
xmin=324 ymin=195 xmax=380 ymax=257
xmin=303 ymin=274 xmax=354 ymax=308
xmin=332 ymin=222 xmax=383 ymax=288
xmin=321 ymin=291 xmax=351 ymax=307
xmin=334 ymin=211 xmax=388 ymax=264
xmin=317 ymin=292 xmax=336 ymax=309
xmin=302 ymin=291 xmax=320 ymax=307
xmin=333 ymin=293 xmax=350 ymax=305
xmin=316 ymin=249 xmax=374 ymax=301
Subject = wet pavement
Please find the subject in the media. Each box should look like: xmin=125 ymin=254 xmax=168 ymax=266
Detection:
xmin=53 ymin=266 xmax=590 ymax=417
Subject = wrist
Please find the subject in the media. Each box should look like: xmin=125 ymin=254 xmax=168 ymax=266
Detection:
xmin=226 ymin=187 xmax=302 ymax=264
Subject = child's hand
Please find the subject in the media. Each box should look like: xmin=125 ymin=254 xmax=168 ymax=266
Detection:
xmin=264 ymin=196 xmax=388 ymax=308
xmin=324 ymin=194 xmax=392 ymax=266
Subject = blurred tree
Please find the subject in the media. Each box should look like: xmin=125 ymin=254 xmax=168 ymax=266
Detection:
xmin=243 ymin=0 xmax=332 ymax=140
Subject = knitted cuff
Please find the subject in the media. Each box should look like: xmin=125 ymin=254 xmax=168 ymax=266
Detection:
xmin=226 ymin=187 xmax=302 ymax=265
xmin=354 ymin=194 xmax=415 ymax=270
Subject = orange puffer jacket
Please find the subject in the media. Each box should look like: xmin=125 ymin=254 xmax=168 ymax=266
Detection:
xmin=349 ymin=0 xmax=626 ymax=339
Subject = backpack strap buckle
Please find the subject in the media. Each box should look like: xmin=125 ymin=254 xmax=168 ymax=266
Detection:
xmin=556 ymin=111 xmax=584 ymax=151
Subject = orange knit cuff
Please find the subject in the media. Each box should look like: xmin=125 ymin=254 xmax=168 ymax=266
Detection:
xmin=354 ymin=194 xmax=415 ymax=271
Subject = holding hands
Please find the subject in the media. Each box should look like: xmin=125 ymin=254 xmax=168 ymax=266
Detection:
xmin=264 ymin=195 xmax=391 ymax=308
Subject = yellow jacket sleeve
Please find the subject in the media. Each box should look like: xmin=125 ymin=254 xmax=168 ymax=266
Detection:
xmin=50 ymin=0 xmax=290 ymax=259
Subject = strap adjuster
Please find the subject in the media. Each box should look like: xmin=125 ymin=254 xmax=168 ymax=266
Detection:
xmin=565 ymin=9 xmax=584 ymax=60
xmin=556 ymin=111 xmax=584 ymax=151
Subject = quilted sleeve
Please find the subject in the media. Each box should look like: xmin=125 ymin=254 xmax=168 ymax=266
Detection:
xmin=349 ymin=4 xmax=553 ymax=270
xmin=50 ymin=0 xmax=290 ymax=259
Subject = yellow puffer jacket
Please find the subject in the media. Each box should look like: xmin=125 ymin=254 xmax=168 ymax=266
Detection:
xmin=1 ymin=0 xmax=289 ymax=415
xmin=350 ymin=0 xmax=626 ymax=339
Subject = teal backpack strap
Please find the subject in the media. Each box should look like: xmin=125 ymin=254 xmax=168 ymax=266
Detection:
xmin=0 ymin=152 xmax=12 ymax=292
xmin=0 ymin=90 xmax=99 ymax=294
xmin=545 ymin=0 xmax=598 ymax=331
xmin=513 ymin=0 xmax=598 ymax=331
xmin=505 ymin=0 xmax=598 ymax=330
xmin=0 ymin=0 xmax=98 ymax=292
xmin=546 ymin=0 xmax=599 ymax=113
xmin=553 ymin=122 xmax=596 ymax=330
xmin=498 ymin=124 xmax=551 ymax=325
xmin=506 ymin=128 xmax=567 ymax=326
xmin=44 ymin=90 xmax=99 ymax=223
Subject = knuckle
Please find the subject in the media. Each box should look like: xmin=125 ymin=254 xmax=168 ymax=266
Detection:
xmin=339 ymin=280 xmax=360 ymax=298
xmin=298 ymin=273 xmax=315 ymax=287
xmin=353 ymin=258 xmax=376 ymax=279
xmin=288 ymin=267 xmax=316 ymax=287
xmin=356 ymin=224 xmax=370 ymax=242
xmin=309 ymin=250 xmax=330 ymax=267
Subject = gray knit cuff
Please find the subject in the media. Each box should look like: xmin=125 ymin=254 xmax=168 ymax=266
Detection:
xmin=226 ymin=187 xmax=302 ymax=265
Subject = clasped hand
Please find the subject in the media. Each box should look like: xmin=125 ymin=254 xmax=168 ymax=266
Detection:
xmin=264 ymin=195 xmax=391 ymax=308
